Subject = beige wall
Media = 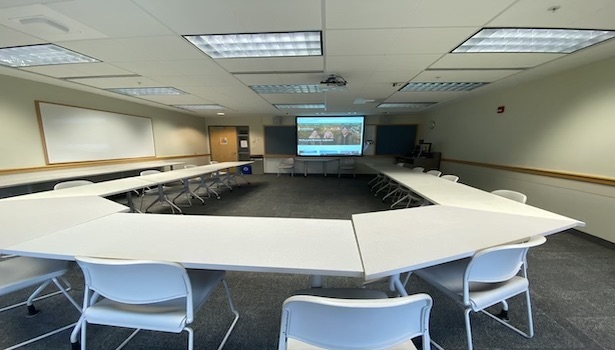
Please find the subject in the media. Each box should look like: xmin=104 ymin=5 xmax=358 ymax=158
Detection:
xmin=0 ymin=74 xmax=208 ymax=170
xmin=424 ymin=56 xmax=615 ymax=243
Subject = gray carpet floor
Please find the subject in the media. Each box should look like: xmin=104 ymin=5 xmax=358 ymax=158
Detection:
xmin=1 ymin=174 xmax=614 ymax=350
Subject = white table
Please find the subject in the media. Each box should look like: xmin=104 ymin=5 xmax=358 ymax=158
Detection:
xmin=368 ymin=163 xmax=578 ymax=220
xmin=352 ymin=205 xmax=584 ymax=295
xmin=0 ymin=196 xmax=128 ymax=249
xmin=0 ymin=160 xmax=184 ymax=190
xmin=294 ymin=157 xmax=339 ymax=176
xmin=3 ymin=213 xmax=363 ymax=278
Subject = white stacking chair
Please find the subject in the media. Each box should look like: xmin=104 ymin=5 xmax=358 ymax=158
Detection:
xmin=414 ymin=236 xmax=547 ymax=350
xmin=139 ymin=169 xmax=182 ymax=213
xmin=412 ymin=166 xmax=425 ymax=173
xmin=491 ymin=189 xmax=528 ymax=204
xmin=277 ymin=158 xmax=295 ymax=177
xmin=71 ymin=256 xmax=239 ymax=350
xmin=338 ymin=158 xmax=356 ymax=178
xmin=53 ymin=180 xmax=94 ymax=190
xmin=425 ymin=169 xmax=442 ymax=177
xmin=0 ymin=257 xmax=81 ymax=349
xmin=441 ymin=174 xmax=460 ymax=182
xmin=278 ymin=293 xmax=433 ymax=350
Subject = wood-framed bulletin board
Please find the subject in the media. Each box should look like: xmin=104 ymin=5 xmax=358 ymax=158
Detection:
xmin=36 ymin=101 xmax=156 ymax=164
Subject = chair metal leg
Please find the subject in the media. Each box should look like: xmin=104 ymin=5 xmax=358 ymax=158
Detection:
xmin=218 ymin=279 xmax=240 ymax=350
xmin=464 ymin=308 xmax=475 ymax=350
xmin=479 ymin=290 xmax=535 ymax=339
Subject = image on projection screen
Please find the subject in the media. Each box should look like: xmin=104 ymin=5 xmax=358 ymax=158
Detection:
xmin=296 ymin=116 xmax=365 ymax=156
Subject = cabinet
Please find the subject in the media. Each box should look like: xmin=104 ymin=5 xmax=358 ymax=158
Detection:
xmin=237 ymin=126 xmax=250 ymax=161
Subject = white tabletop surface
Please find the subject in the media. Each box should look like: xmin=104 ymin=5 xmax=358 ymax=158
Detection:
xmin=352 ymin=205 xmax=583 ymax=280
xmin=4 ymin=213 xmax=363 ymax=277
xmin=0 ymin=160 xmax=184 ymax=189
xmin=0 ymin=196 xmax=128 ymax=249
xmin=372 ymin=164 xmax=583 ymax=221
xmin=2 ymin=177 xmax=157 ymax=200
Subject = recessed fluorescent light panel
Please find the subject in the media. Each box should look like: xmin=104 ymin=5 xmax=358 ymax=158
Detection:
xmin=106 ymin=87 xmax=186 ymax=96
xmin=274 ymin=104 xmax=325 ymax=109
xmin=174 ymin=104 xmax=225 ymax=110
xmin=454 ymin=28 xmax=615 ymax=53
xmin=184 ymin=31 xmax=322 ymax=58
xmin=251 ymin=85 xmax=322 ymax=94
xmin=400 ymin=82 xmax=487 ymax=92
xmin=0 ymin=44 xmax=98 ymax=67
xmin=377 ymin=103 xmax=436 ymax=109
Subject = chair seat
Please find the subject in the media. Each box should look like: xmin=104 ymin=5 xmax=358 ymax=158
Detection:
xmin=292 ymin=288 xmax=388 ymax=300
xmin=84 ymin=269 xmax=224 ymax=333
xmin=0 ymin=257 xmax=69 ymax=295
xmin=287 ymin=337 xmax=418 ymax=350
xmin=415 ymin=259 xmax=529 ymax=311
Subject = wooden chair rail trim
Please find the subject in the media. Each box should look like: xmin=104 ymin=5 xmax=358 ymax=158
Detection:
xmin=442 ymin=158 xmax=615 ymax=187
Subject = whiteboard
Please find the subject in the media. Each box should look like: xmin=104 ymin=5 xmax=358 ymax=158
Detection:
xmin=37 ymin=102 xmax=156 ymax=164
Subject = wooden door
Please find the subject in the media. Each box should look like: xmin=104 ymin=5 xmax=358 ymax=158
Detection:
xmin=209 ymin=126 xmax=238 ymax=163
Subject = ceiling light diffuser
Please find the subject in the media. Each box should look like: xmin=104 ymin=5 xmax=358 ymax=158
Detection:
xmin=377 ymin=103 xmax=436 ymax=109
xmin=0 ymin=44 xmax=98 ymax=67
xmin=251 ymin=85 xmax=322 ymax=94
xmin=106 ymin=87 xmax=186 ymax=96
xmin=184 ymin=31 xmax=322 ymax=58
xmin=174 ymin=104 xmax=226 ymax=110
xmin=400 ymin=82 xmax=487 ymax=92
xmin=454 ymin=28 xmax=615 ymax=53
xmin=274 ymin=104 xmax=325 ymax=109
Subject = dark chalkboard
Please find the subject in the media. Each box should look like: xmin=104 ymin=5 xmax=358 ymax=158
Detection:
xmin=375 ymin=124 xmax=417 ymax=155
xmin=264 ymin=126 xmax=296 ymax=155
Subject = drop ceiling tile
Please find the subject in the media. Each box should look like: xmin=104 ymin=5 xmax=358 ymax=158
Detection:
xmin=149 ymin=74 xmax=244 ymax=88
xmin=134 ymin=94 xmax=205 ymax=105
xmin=20 ymin=62 xmax=134 ymax=78
xmin=258 ymin=94 xmax=324 ymax=104
xmin=133 ymin=0 xmax=321 ymax=34
xmin=0 ymin=25 xmax=44 ymax=47
xmin=326 ymin=0 xmax=516 ymax=29
xmin=431 ymin=53 xmax=565 ymax=69
xmin=413 ymin=69 xmax=522 ymax=82
xmin=326 ymin=28 xmax=478 ymax=56
xmin=112 ymin=59 xmax=225 ymax=76
xmin=326 ymin=54 xmax=442 ymax=72
xmin=59 ymin=36 xmax=203 ymax=62
xmin=216 ymin=56 xmax=324 ymax=73
xmin=71 ymin=76 xmax=164 ymax=89
xmin=488 ymin=0 xmax=615 ymax=29
xmin=46 ymin=0 xmax=174 ymax=38
xmin=234 ymin=73 xmax=322 ymax=85
xmin=387 ymin=91 xmax=466 ymax=102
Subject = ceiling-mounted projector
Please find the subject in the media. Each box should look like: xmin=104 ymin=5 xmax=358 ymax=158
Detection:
xmin=320 ymin=74 xmax=348 ymax=91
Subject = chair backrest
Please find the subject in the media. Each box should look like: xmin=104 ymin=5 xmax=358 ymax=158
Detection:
xmin=140 ymin=169 xmax=161 ymax=176
xmin=75 ymin=256 xmax=194 ymax=319
xmin=491 ymin=189 xmax=527 ymax=204
xmin=280 ymin=158 xmax=294 ymax=166
xmin=411 ymin=167 xmax=425 ymax=172
xmin=396 ymin=162 xmax=405 ymax=167
xmin=441 ymin=174 xmax=459 ymax=182
xmin=53 ymin=180 xmax=94 ymax=190
xmin=463 ymin=236 xmax=546 ymax=300
xmin=426 ymin=170 xmax=442 ymax=176
xmin=279 ymin=293 xmax=432 ymax=350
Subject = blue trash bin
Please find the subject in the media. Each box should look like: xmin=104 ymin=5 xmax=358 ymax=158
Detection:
xmin=241 ymin=165 xmax=252 ymax=174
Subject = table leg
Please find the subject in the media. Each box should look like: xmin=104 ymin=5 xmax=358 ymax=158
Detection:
xmin=310 ymin=275 xmax=323 ymax=288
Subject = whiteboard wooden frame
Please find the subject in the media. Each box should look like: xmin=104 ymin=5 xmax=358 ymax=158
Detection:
xmin=36 ymin=101 xmax=156 ymax=164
